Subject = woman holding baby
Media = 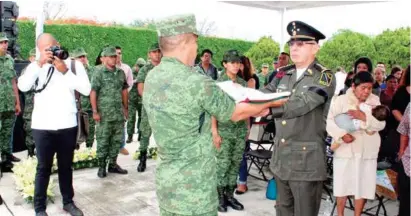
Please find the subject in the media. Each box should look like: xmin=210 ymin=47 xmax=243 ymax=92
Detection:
xmin=326 ymin=72 xmax=387 ymax=216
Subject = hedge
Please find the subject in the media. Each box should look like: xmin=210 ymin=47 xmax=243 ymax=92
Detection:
xmin=17 ymin=21 xmax=254 ymax=67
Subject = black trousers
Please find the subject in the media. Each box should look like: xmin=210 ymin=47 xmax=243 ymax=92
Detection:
xmin=33 ymin=126 xmax=77 ymax=213
xmin=398 ymin=163 xmax=410 ymax=216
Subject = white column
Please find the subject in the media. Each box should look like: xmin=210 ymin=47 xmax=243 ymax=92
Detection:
xmin=280 ymin=7 xmax=287 ymax=52
xmin=35 ymin=1 xmax=46 ymax=60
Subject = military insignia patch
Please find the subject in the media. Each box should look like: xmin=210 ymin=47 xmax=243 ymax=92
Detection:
xmin=319 ymin=71 xmax=333 ymax=86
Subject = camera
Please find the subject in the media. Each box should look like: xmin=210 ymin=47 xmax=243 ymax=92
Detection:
xmin=47 ymin=46 xmax=69 ymax=60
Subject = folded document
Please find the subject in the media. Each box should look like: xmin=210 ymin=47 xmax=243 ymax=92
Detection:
xmin=216 ymin=81 xmax=291 ymax=103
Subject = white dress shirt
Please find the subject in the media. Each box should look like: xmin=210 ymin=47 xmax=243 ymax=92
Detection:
xmin=18 ymin=59 xmax=91 ymax=130
xmin=335 ymin=71 xmax=347 ymax=95
xmin=118 ymin=62 xmax=133 ymax=92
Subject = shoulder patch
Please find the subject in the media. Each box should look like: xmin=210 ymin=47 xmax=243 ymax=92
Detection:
xmin=319 ymin=70 xmax=333 ymax=86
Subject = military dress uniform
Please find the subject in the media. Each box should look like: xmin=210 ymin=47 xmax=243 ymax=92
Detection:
xmin=214 ymin=50 xmax=247 ymax=212
xmin=0 ymin=33 xmax=18 ymax=166
xmin=143 ymin=14 xmax=237 ymax=216
xmin=71 ymin=47 xmax=96 ymax=148
xmin=135 ymin=43 xmax=160 ymax=172
xmin=91 ymin=46 xmax=128 ymax=178
xmin=261 ymin=21 xmax=336 ymax=216
xmin=126 ymin=58 xmax=146 ymax=143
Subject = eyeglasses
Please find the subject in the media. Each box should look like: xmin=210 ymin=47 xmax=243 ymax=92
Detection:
xmin=287 ymin=41 xmax=316 ymax=47
xmin=78 ymin=55 xmax=86 ymax=59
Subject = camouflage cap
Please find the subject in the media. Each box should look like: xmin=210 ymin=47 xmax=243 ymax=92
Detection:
xmin=155 ymin=14 xmax=198 ymax=37
xmin=101 ymin=46 xmax=117 ymax=57
xmin=29 ymin=48 xmax=36 ymax=57
xmin=71 ymin=47 xmax=87 ymax=58
xmin=262 ymin=63 xmax=269 ymax=68
xmin=222 ymin=49 xmax=242 ymax=63
xmin=0 ymin=32 xmax=8 ymax=42
xmin=136 ymin=57 xmax=146 ymax=66
xmin=148 ymin=42 xmax=160 ymax=52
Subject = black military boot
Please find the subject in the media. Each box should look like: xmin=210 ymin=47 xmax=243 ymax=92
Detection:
xmin=217 ymin=186 xmax=228 ymax=212
xmin=27 ymin=146 xmax=36 ymax=158
xmin=137 ymin=151 xmax=147 ymax=172
xmin=126 ymin=135 xmax=133 ymax=143
xmin=108 ymin=157 xmax=128 ymax=174
xmin=0 ymin=194 xmax=3 ymax=205
xmin=1 ymin=154 xmax=13 ymax=173
xmin=7 ymin=154 xmax=21 ymax=162
xmin=97 ymin=159 xmax=107 ymax=178
xmin=226 ymin=185 xmax=244 ymax=211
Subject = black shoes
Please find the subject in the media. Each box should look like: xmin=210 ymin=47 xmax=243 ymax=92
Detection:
xmin=63 ymin=203 xmax=84 ymax=216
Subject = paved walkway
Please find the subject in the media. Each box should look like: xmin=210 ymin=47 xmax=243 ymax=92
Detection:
xmin=0 ymin=137 xmax=399 ymax=216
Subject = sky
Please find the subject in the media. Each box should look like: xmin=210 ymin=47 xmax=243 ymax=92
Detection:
xmin=16 ymin=0 xmax=411 ymax=44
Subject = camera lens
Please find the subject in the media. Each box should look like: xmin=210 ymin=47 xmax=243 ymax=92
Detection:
xmin=56 ymin=50 xmax=69 ymax=60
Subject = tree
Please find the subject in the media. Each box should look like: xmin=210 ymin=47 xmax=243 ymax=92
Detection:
xmin=43 ymin=1 xmax=68 ymax=20
xmin=245 ymin=36 xmax=280 ymax=72
xmin=317 ymin=29 xmax=376 ymax=72
xmin=197 ymin=18 xmax=217 ymax=36
xmin=373 ymin=27 xmax=410 ymax=69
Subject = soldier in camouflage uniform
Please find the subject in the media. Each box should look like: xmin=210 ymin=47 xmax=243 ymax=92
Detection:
xmin=0 ymin=32 xmax=21 ymax=168
xmin=211 ymin=50 xmax=247 ymax=212
xmin=257 ymin=63 xmax=271 ymax=87
xmin=90 ymin=46 xmax=128 ymax=178
xmin=143 ymin=14 xmax=287 ymax=216
xmin=22 ymin=48 xmax=37 ymax=157
xmin=71 ymin=47 xmax=95 ymax=148
xmin=135 ymin=43 xmax=161 ymax=172
xmin=261 ymin=21 xmax=336 ymax=216
xmin=126 ymin=57 xmax=146 ymax=143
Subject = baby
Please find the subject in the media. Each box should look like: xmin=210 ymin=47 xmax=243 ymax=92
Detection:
xmin=330 ymin=104 xmax=389 ymax=151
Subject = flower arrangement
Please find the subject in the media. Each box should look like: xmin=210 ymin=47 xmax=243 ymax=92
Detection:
xmin=13 ymin=148 xmax=98 ymax=203
xmin=132 ymin=147 xmax=158 ymax=160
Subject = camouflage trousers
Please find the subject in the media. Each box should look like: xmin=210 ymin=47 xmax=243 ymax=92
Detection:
xmin=216 ymin=129 xmax=246 ymax=187
xmin=23 ymin=112 xmax=34 ymax=149
xmin=126 ymin=99 xmax=142 ymax=138
xmin=86 ymin=110 xmax=96 ymax=148
xmin=0 ymin=111 xmax=15 ymax=156
xmin=96 ymin=120 xmax=123 ymax=163
xmin=139 ymin=107 xmax=151 ymax=152
xmin=160 ymin=208 xmax=217 ymax=216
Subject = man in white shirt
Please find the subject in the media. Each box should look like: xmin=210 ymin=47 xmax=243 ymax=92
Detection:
xmin=334 ymin=66 xmax=347 ymax=95
xmin=115 ymin=46 xmax=132 ymax=155
xmin=18 ymin=33 xmax=90 ymax=216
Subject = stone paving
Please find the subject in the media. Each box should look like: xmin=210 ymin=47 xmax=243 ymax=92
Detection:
xmin=0 ymin=137 xmax=399 ymax=216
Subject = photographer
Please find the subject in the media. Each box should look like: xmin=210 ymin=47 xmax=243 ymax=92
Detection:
xmin=18 ymin=33 xmax=90 ymax=216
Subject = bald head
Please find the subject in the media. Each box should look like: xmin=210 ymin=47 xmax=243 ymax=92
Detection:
xmin=36 ymin=33 xmax=58 ymax=50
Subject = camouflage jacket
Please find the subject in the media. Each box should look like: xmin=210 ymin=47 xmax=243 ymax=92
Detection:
xmin=261 ymin=60 xmax=336 ymax=181
xmin=0 ymin=55 xmax=16 ymax=112
xmin=91 ymin=65 xmax=128 ymax=122
xmin=80 ymin=65 xmax=93 ymax=111
xmin=129 ymin=68 xmax=141 ymax=104
xmin=216 ymin=71 xmax=247 ymax=132
xmin=136 ymin=62 xmax=155 ymax=84
xmin=143 ymin=57 xmax=235 ymax=215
